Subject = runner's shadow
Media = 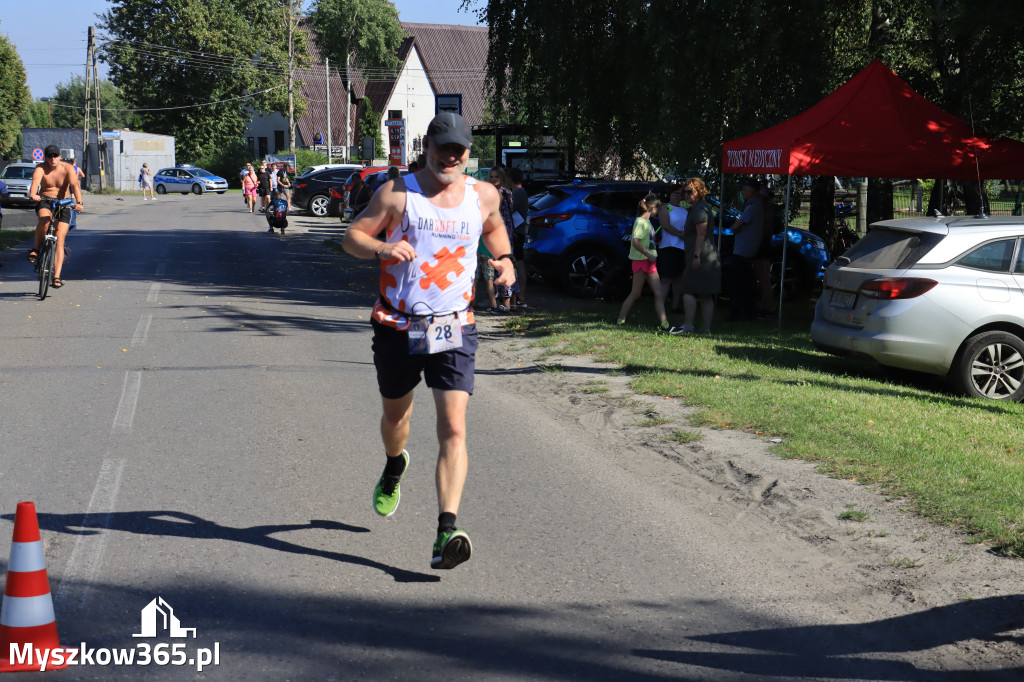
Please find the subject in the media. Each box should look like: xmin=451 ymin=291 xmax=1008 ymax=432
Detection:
xmin=20 ymin=510 xmax=440 ymax=584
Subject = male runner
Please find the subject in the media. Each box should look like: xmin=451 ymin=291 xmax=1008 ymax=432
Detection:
xmin=342 ymin=112 xmax=514 ymax=570
xmin=28 ymin=145 xmax=83 ymax=288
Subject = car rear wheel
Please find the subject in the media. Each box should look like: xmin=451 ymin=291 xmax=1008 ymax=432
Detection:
xmin=191 ymin=184 xmax=203 ymax=195
xmin=155 ymin=185 xmax=166 ymax=195
xmin=953 ymin=330 xmax=1024 ymax=401
xmin=561 ymin=247 xmax=616 ymax=298
xmin=309 ymin=194 xmax=329 ymax=217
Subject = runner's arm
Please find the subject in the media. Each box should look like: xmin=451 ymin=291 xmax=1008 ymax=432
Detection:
xmin=342 ymin=181 xmax=416 ymax=262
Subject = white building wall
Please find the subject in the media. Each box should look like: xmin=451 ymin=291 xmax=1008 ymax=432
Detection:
xmin=109 ymin=130 xmax=176 ymax=192
xmin=379 ymin=46 xmax=436 ymax=164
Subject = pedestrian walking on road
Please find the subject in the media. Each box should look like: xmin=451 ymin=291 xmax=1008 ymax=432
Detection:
xmin=242 ymin=164 xmax=258 ymax=213
xmin=140 ymin=163 xmax=155 ymax=201
xmin=342 ymin=112 xmax=515 ymax=570
xmin=256 ymin=162 xmax=272 ymax=212
xmin=276 ymin=170 xmax=291 ymax=201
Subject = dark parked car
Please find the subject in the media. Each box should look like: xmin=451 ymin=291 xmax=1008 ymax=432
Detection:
xmin=524 ymin=180 xmax=828 ymax=298
xmin=330 ymin=166 xmax=411 ymax=220
xmin=291 ymin=167 xmax=358 ymax=217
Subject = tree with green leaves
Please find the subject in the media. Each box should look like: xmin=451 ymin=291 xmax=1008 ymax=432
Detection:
xmin=0 ymin=28 xmax=31 ymax=157
xmin=356 ymin=97 xmax=385 ymax=159
xmin=98 ymin=0 xmax=309 ymax=161
xmin=49 ymin=76 xmax=135 ymax=130
xmin=308 ymin=0 xmax=405 ymax=76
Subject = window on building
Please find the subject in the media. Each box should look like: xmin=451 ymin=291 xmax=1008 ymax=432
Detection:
xmin=388 ymin=110 xmax=403 ymax=120
xmin=274 ymin=130 xmax=285 ymax=153
xmin=258 ymin=137 xmax=268 ymax=158
xmin=247 ymin=137 xmax=254 ymax=156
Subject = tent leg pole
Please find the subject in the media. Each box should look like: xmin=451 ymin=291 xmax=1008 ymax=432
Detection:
xmin=778 ymin=175 xmax=792 ymax=333
xmin=718 ymin=169 xmax=725 ymax=254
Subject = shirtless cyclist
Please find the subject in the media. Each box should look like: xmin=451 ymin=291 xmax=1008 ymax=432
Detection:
xmin=28 ymin=145 xmax=83 ymax=288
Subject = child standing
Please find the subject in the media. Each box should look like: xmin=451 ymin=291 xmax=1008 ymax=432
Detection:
xmin=617 ymin=194 xmax=683 ymax=334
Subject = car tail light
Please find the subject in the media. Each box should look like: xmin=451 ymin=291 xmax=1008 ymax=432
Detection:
xmin=295 ymin=182 xmax=307 ymax=189
xmin=530 ymin=213 xmax=573 ymax=228
xmin=858 ymin=277 xmax=938 ymax=299
xmin=330 ymin=188 xmax=344 ymax=199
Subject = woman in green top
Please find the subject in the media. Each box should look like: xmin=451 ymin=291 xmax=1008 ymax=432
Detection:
xmin=617 ymin=194 xmax=680 ymax=333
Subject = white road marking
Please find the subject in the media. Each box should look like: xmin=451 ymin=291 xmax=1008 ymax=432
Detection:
xmin=55 ymin=459 xmax=126 ymax=610
xmin=131 ymin=314 xmax=152 ymax=347
xmin=146 ymin=282 xmax=161 ymax=302
xmin=112 ymin=371 xmax=142 ymax=430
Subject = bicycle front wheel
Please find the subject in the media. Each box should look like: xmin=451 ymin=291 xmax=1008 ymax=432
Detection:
xmin=37 ymin=243 xmax=54 ymax=300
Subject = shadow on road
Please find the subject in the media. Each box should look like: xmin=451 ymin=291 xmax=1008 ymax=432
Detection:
xmin=17 ymin=510 xmax=439 ymax=584
xmin=636 ymin=595 xmax=1024 ymax=680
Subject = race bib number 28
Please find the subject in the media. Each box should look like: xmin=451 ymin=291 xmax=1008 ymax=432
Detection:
xmin=408 ymin=315 xmax=462 ymax=354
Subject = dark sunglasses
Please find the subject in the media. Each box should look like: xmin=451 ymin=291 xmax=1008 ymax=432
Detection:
xmin=45 ymin=153 xmax=61 ymax=158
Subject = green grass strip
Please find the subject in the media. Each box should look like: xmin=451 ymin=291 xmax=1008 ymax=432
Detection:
xmin=515 ymin=303 xmax=1024 ymax=556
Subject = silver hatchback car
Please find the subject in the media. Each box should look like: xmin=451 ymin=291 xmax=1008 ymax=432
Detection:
xmin=811 ymin=215 xmax=1024 ymax=401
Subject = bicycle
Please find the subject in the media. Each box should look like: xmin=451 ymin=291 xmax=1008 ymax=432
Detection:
xmin=34 ymin=197 xmax=75 ymax=300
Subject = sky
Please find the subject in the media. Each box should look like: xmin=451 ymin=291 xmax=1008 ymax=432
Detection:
xmin=1 ymin=0 xmax=484 ymax=99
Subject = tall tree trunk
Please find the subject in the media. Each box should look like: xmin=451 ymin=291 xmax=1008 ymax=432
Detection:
xmin=809 ymin=175 xmax=836 ymax=247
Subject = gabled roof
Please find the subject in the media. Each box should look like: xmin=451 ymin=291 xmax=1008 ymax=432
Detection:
xmin=291 ymin=21 xmax=489 ymax=145
xmin=723 ymin=60 xmax=1024 ymax=179
xmin=400 ymin=23 xmax=488 ymax=125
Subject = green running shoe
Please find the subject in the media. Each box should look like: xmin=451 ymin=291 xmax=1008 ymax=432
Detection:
xmin=430 ymin=527 xmax=472 ymax=569
xmin=372 ymin=450 xmax=409 ymax=517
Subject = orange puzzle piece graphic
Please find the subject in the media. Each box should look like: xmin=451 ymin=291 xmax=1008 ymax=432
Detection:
xmin=419 ymin=246 xmax=466 ymax=291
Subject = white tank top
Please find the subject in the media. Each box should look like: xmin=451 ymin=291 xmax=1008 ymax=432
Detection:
xmin=372 ymin=174 xmax=482 ymax=328
xmin=660 ymin=203 xmax=688 ymax=250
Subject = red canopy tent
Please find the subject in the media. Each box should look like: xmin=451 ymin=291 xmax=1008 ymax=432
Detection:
xmin=719 ymin=60 xmax=1024 ymax=322
xmin=722 ymin=59 xmax=1024 ymax=179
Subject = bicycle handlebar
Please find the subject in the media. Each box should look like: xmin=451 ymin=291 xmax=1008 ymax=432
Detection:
xmin=47 ymin=197 xmax=76 ymax=208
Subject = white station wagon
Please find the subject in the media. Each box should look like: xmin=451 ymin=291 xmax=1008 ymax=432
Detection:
xmin=811 ymin=215 xmax=1024 ymax=401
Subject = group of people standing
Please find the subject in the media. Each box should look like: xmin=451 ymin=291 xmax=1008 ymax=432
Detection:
xmin=618 ymin=177 xmax=776 ymax=334
xmin=475 ymin=165 xmax=529 ymax=314
xmin=240 ymin=161 xmax=290 ymax=214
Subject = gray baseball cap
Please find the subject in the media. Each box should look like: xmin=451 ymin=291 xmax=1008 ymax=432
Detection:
xmin=426 ymin=113 xmax=472 ymax=149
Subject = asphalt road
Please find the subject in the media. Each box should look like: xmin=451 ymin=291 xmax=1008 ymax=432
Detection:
xmin=0 ymin=194 xmax=1020 ymax=680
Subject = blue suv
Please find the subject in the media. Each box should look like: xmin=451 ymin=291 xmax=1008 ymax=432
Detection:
xmin=524 ymin=180 xmax=829 ymax=298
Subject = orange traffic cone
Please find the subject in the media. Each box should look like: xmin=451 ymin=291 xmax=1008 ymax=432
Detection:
xmin=0 ymin=501 xmax=70 ymax=672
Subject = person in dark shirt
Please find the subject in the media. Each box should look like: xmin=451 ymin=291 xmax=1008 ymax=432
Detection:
xmin=348 ymin=173 xmax=373 ymax=220
xmin=256 ymin=162 xmax=272 ymax=213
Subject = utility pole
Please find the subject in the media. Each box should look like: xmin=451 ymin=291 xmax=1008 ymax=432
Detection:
xmin=345 ymin=52 xmax=351 ymax=163
xmin=83 ymin=27 xmax=94 ymax=187
xmin=286 ymin=0 xmax=295 ymax=156
xmin=93 ymin=37 xmax=105 ymax=191
xmin=326 ymin=57 xmax=332 ymax=164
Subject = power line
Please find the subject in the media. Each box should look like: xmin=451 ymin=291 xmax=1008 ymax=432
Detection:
xmin=46 ymin=85 xmax=285 ymax=113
